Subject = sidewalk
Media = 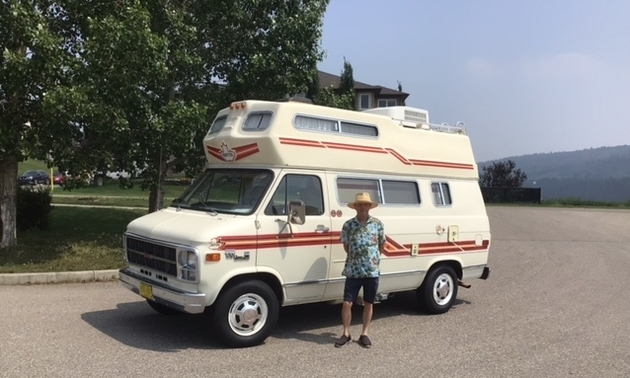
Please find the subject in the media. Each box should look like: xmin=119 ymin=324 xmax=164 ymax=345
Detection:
xmin=0 ymin=269 xmax=119 ymax=285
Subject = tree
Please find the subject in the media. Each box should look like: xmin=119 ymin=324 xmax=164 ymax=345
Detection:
xmin=313 ymin=57 xmax=355 ymax=110
xmin=0 ymin=0 xmax=330 ymax=247
xmin=479 ymin=160 xmax=528 ymax=188
xmin=1 ymin=1 xmax=70 ymax=248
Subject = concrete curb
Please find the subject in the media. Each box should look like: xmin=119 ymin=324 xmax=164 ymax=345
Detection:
xmin=0 ymin=269 xmax=119 ymax=285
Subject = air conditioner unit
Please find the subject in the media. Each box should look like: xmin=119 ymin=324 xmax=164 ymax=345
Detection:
xmin=363 ymin=106 xmax=430 ymax=128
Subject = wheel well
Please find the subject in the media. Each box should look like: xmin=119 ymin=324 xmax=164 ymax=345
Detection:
xmin=429 ymin=260 xmax=462 ymax=280
xmin=221 ymin=273 xmax=284 ymax=303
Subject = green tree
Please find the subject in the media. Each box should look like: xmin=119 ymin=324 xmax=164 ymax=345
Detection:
xmin=0 ymin=0 xmax=329 ymax=247
xmin=479 ymin=160 xmax=528 ymax=188
xmin=0 ymin=1 xmax=70 ymax=247
xmin=313 ymin=58 xmax=355 ymax=110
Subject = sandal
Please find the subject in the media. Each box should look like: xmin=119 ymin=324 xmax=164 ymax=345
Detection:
xmin=358 ymin=335 xmax=372 ymax=348
xmin=334 ymin=334 xmax=351 ymax=348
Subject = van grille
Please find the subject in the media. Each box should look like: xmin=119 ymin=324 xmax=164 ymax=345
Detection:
xmin=125 ymin=237 xmax=177 ymax=276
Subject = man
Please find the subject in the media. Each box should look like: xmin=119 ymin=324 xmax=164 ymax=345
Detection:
xmin=335 ymin=192 xmax=386 ymax=348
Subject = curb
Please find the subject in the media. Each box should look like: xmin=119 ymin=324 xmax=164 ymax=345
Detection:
xmin=0 ymin=269 xmax=119 ymax=285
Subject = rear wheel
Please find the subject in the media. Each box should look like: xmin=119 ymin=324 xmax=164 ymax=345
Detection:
xmin=212 ymin=280 xmax=279 ymax=348
xmin=417 ymin=265 xmax=458 ymax=314
xmin=146 ymin=299 xmax=182 ymax=315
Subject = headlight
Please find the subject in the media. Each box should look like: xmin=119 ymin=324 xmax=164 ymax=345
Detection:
xmin=177 ymin=249 xmax=198 ymax=282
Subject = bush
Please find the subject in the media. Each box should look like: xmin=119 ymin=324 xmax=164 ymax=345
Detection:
xmin=17 ymin=186 xmax=52 ymax=231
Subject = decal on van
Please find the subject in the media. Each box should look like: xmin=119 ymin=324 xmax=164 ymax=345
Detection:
xmin=206 ymin=141 xmax=260 ymax=162
xmin=279 ymin=137 xmax=474 ymax=170
xmin=215 ymin=233 xmax=489 ymax=257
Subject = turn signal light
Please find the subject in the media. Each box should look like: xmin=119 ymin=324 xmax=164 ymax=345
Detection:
xmin=206 ymin=253 xmax=221 ymax=262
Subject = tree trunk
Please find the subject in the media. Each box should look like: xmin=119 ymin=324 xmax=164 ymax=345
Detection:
xmin=148 ymin=153 xmax=167 ymax=213
xmin=0 ymin=155 xmax=19 ymax=249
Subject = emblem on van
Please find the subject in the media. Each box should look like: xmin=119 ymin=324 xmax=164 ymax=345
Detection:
xmin=219 ymin=142 xmax=235 ymax=162
xmin=225 ymin=250 xmax=250 ymax=261
xmin=206 ymin=142 xmax=260 ymax=162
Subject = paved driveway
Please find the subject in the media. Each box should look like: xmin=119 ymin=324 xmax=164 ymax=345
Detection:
xmin=1 ymin=206 xmax=629 ymax=378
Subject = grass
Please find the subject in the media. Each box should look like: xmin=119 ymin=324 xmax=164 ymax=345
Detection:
xmin=0 ymin=206 xmax=147 ymax=273
xmin=51 ymin=180 xmax=187 ymax=208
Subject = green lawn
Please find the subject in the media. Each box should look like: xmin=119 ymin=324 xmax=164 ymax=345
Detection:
xmin=0 ymin=207 xmax=147 ymax=273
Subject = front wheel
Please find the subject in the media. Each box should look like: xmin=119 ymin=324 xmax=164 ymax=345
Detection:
xmin=417 ymin=265 xmax=458 ymax=314
xmin=212 ymin=280 xmax=279 ymax=348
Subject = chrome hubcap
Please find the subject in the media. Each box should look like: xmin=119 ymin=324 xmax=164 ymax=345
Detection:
xmin=228 ymin=293 xmax=268 ymax=336
xmin=433 ymin=273 xmax=454 ymax=305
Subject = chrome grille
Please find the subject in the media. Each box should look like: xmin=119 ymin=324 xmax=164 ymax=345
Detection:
xmin=126 ymin=236 xmax=177 ymax=276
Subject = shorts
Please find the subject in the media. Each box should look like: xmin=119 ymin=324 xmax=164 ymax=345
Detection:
xmin=343 ymin=277 xmax=380 ymax=304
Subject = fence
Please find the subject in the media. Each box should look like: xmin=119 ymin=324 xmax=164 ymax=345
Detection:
xmin=480 ymin=187 xmax=541 ymax=204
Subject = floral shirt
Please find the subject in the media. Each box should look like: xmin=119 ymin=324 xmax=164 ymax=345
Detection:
xmin=340 ymin=216 xmax=386 ymax=278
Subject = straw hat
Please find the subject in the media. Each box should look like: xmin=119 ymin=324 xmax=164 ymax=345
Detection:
xmin=348 ymin=192 xmax=378 ymax=209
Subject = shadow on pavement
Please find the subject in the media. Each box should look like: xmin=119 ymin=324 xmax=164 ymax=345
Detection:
xmin=81 ymin=291 xmax=471 ymax=351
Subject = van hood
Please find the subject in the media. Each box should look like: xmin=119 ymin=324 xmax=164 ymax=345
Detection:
xmin=125 ymin=207 xmax=253 ymax=246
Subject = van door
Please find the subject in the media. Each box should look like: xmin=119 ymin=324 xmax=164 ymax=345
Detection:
xmin=257 ymin=171 xmax=332 ymax=304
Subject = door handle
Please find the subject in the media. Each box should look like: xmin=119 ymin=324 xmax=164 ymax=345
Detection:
xmin=315 ymin=225 xmax=330 ymax=233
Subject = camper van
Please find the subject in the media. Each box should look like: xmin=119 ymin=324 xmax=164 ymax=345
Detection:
xmin=118 ymin=99 xmax=491 ymax=348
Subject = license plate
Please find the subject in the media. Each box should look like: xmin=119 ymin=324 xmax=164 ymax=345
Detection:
xmin=139 ymin=282 xmax=154 ymax=300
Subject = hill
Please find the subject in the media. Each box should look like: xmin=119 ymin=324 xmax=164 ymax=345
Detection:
xmin=479 ymin=145 xmax=630 ymax=202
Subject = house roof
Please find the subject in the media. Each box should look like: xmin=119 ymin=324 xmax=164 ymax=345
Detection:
xmin=317 ymin=70 xmax=409 ymax=99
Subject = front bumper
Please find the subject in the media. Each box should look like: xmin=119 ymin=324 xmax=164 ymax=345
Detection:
xmin=118 ymin=267 xmax=206 ymax=314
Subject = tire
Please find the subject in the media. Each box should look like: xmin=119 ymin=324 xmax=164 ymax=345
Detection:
xmin=212 ymin=280 xmax=279 ymax=348
xmin=417 ymin=265 xmax=458 ymax=314
xmin=146 ymin=299 xmax=182 ymax=315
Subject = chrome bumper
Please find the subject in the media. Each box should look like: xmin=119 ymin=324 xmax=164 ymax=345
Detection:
xmin=118 ymin=268 xmax=206 ymax=314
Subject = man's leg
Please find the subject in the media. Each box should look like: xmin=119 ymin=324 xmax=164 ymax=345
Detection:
xmin=335 ymin=278 xmax=361 ymax=347
xmin=361 ymin=302 xmax=373 ymax=336
xmin=360 ymin=277 xmax=379 ymax=338
xmin=341 ymin=301 xmax=353 ymax=336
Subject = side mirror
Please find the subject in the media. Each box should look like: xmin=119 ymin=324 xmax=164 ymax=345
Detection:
xmin=288 ymin=200 xmax=305 ymax=225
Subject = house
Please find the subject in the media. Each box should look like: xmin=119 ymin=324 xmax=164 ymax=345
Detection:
xmin=317 ymin=70 xmax=409 ymax=111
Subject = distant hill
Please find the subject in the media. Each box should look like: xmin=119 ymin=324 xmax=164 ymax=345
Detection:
xmin=478 ymin=145 xmax=630 ymax=202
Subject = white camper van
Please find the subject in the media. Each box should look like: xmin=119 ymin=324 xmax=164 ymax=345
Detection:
xmin=119 ymin=99 xmax=491 ymax=348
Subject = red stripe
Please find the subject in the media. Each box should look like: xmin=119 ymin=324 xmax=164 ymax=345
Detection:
xmin=217 ymin=233 xmax=489 ymax=257
xmin=275 ymin=137 xmax=472 ymax=170
xmin=279 ymin=138 xmax=325 ymax=147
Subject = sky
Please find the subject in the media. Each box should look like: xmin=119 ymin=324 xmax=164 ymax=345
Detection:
xmin=317 ymin=0 xmax=630 ymax=162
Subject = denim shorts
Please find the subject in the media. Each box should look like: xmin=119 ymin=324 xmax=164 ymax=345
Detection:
xmin=343 ymin=277 xmax=380 ymax=304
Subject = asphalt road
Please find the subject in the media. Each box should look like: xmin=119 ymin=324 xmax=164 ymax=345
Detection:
xmin=1 ymin=206 xmax=629 ymax=378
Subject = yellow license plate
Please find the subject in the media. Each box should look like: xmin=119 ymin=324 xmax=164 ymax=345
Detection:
xmin=139 ymin=282 xmax=154 ymax=300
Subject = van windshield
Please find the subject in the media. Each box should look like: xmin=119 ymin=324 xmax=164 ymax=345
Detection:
xmin=172 ymin=169 xmax=274 ymax=215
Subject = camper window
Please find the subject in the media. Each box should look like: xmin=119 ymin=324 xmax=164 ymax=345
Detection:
xmin=243 ymin=112 xmax=272 ymax=131
xmin=207 ymin=115 xmax=227 ymax=135
xmin=382 ymin=180 xmax=420 ymax=204
xmin=336 ymin=178 xmax=380 ymax=205
xmin=294 ymin=116 xmax=338 ymax=132
xmin=337 ymin=177 xmax=419 ymax=205
xmin=339 ymin=121 xmax=378 ymax=137
xmin=431 ymin=182 xmax=452 ymax=206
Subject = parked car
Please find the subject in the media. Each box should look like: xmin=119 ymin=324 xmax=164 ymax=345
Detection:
xmin=18 ymin=170 xmax=50 ymax=185
xmin=52 ymin=171 xmax=66 ymax=186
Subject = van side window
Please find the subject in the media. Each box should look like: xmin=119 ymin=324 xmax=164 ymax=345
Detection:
xmin=382 ymin=180 xmax=420 ymax=204
xmin=337 ymin=178 xmax=419 ymax=205
xmin=264 ymin=174 xmax=324 ymax=216
xmin=207 ymin=115 xmax=227 ymax=135
xmin=431 ymin=182 xmax=452 ymax=206
xmin=337 ymin=178 xmax=381 ymax=205
xmin=243 ymin=112 xmax=272 ymax=131
xmin=294 ymin=115 xmax=378 ymax=137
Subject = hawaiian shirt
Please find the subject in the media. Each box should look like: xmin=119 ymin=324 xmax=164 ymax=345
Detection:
xmin=339 ymin=216 xmax=386 ymax=278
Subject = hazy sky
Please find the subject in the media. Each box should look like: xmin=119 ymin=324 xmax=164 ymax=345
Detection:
xmin=318 ymin=1 xmax=630 ymax=162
